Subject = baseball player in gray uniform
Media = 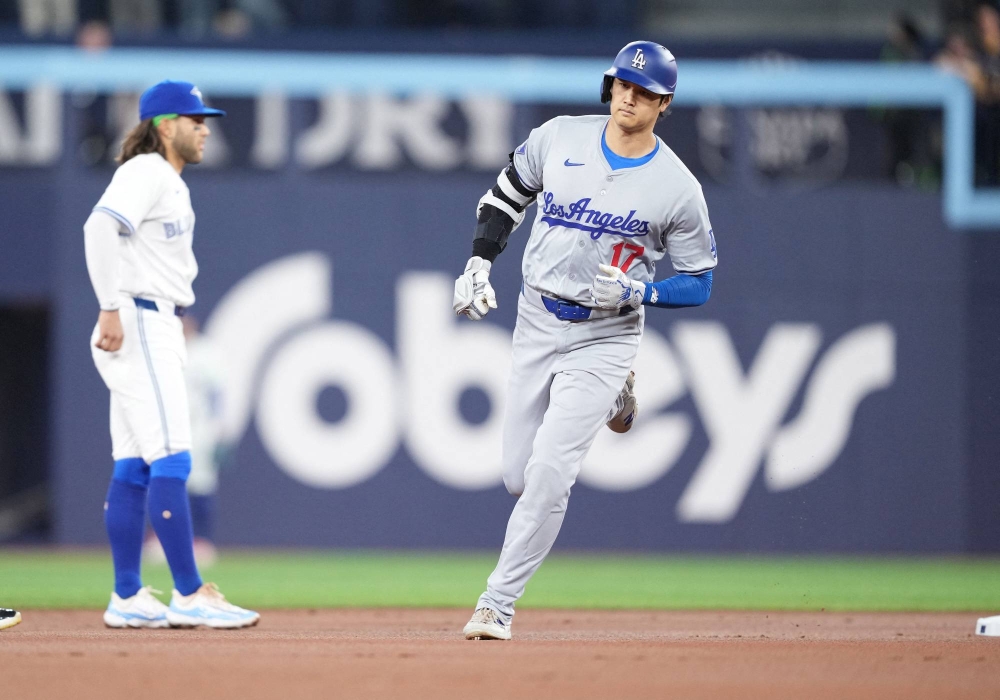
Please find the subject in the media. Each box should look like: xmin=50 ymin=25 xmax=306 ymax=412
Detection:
xmin=453 ymin=42 xmax=717 ymax=640
xmin=85 ymin=80 xmax=258 ymax=629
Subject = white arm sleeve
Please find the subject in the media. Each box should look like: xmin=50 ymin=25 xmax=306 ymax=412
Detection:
xmin=84 ymin=211 xmax=123 ymax=311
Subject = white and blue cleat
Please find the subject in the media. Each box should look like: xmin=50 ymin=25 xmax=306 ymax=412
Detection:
xmin=463 ymin=607 xmax=512 ymax=640
xmin=166 ymin=583 xmax=260 ymax=629
xmin=104 ymin=586 xmax=170 ymax=628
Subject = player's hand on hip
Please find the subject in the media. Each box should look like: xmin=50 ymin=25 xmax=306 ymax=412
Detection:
xmin=453 ymin=256 xmax=497 ymax=321
xmin=591 ymin=264 xmax=645 ymax=311
xmin=95 ymin=310 xmax=124 ymax=352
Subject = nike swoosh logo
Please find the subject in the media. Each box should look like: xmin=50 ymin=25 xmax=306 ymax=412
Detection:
xmin=564 ymin=159 xmax=585 ymax=167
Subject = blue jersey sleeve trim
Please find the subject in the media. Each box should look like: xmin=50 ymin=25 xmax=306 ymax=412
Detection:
xmin=643 ymin=269 xmax=713 ymax=308
xmin=93 ymin=206 xmax=136 ymax=236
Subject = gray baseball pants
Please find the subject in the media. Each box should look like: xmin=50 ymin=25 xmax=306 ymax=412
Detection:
xmin=477 ymin=287 xmax=642 ymax=622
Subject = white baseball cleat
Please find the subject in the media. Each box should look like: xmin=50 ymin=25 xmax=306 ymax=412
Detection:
xmin=0 ymin=608 xmax=22 ymax=631
xmin=166 ymin=583 xmax=260 ymax=629
xmin=104 ymin=586 xmax=170 ymax=628
xmin=606 ymin=371 xmax=638 ymax=433
xmin=976 ymin=614 xmax=1000 ymax=636
xmin=463 ymin=607 xmax=512 ymax=640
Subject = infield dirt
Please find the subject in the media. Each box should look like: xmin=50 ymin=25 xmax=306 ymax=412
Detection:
xmin=2 ymin=610 xmax=997 ymax=699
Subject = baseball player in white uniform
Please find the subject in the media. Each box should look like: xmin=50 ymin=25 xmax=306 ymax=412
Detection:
xmin=85 ymin=80 xmax=258 ymax=629
xmin=454 ymin=42 xmax=717 ymax=640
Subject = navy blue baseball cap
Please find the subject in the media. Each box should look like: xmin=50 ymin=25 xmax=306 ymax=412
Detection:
xmin=139 ymin=80 xmax=226 ymax=122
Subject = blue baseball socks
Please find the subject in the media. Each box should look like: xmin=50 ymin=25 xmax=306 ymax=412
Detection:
xmin=148 ymin=451 xmax=203 ymax=596
xmin=104 ymin=458 xmax=149 ymax=599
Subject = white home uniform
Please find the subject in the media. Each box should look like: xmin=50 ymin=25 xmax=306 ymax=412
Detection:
xmin=89 ymin=153 xmax=198 ymax=464
xmin=476 ymin=115 xmax=717 ymax=622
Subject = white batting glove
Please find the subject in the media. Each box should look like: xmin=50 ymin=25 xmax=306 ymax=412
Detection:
xmin=591 ymin=264 xmax=646 ymax=311
xmin=453 ymin=256 xmax=497 ymax=321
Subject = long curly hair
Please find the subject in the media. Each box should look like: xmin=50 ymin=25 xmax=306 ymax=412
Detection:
xmin=117 ymin=119 xmax=165 ymax=164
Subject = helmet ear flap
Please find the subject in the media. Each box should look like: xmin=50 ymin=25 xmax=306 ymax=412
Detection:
xmin=601 ymin=75 xmax=614 ymax=104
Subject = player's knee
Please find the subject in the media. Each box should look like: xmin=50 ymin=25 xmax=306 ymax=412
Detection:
xmin=522 ymin=463 xmax=573 ymax=509
xmin=112 ymin=457 xmax=150 ymax=488
xmin=150 ymin=450 xmax=192 ymax=481
xmin=501 ymin=447 xmax=530 ymax=497
xmin=502 ymin=472 xmax=524 ymax=497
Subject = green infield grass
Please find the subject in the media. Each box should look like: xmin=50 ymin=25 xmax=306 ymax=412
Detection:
xmin=2 ymin=550 xmax=999 ymax=611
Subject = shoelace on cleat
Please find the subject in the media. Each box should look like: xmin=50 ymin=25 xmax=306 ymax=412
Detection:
xmin=122 ymin=587 xmax=167 ymax=616
xmin=474 ymin=608 xmax=503 ymax=626
xmin=198 ymin=583 xmax=249 ymax=614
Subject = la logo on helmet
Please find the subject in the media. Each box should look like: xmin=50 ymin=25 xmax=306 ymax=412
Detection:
xmin=631 ymin=48 xmax=646 ymax=70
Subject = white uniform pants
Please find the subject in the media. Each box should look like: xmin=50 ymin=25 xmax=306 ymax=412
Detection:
xmin=477 ymin=289 xmax=642 ymax=620
xmin=92 ymin=297 xmax=191 ymax=465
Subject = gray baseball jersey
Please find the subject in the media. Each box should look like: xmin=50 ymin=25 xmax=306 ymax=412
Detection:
xmin=469 ymin=114 xmax=718 ymax=630
xmin=515 ymin=115 xmax=717 ymax=305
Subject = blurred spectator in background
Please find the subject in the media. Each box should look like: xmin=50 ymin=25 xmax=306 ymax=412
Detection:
xmin=177 ymin=0 xmax=288 ymax=37
xmin=936 ymin=25 xmax=987 ymax=177
xmin=936 ymin=25 xmax=980 ymax=78
xmin=76 ymin=18 xmax=113 ymax=49
xmin=18 ymin=0 xmax=77 ymax=37
xmin=108 ymin=0 xmax=161 ymax=32
xmin=877 ymin=13 xmax=934 ymax=186
xmin=937 ymin=3 xmax=1000 ymax=186
xmin=6 ymin=0 xmax=638 ymax=32
xmin=144 ymin=315 xmax=227 ymax=568
xmin=973 ymin=3 xmax=1000 ymax=185
xmin=76 ymin=0 xmax=160 ymax=34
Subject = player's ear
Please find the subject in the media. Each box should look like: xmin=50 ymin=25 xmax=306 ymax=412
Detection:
xmin=660 ymin=95 xmax=672 ymax=113
xmin=156 ymin=119 xmax=176 ymax=141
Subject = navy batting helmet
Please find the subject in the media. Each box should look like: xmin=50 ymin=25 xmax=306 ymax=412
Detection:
xmin=601 ymin=41 xmax=677 ymax=104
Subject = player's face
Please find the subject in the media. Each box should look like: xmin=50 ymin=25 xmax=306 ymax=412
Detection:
xmin=609 ymin=78 xmax=669 ymax=132
xmin=173 ymin=115 xmax=211 ymax=164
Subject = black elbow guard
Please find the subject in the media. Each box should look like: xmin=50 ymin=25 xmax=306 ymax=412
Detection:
xmin=474 ymin=203 xmax=517 ymax=257
xmin=470 ymin=162 xmax=538 ymax=261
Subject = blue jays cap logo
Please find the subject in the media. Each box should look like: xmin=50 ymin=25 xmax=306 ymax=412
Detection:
xmin=139 ymin=80 xmax=226 ymax=122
